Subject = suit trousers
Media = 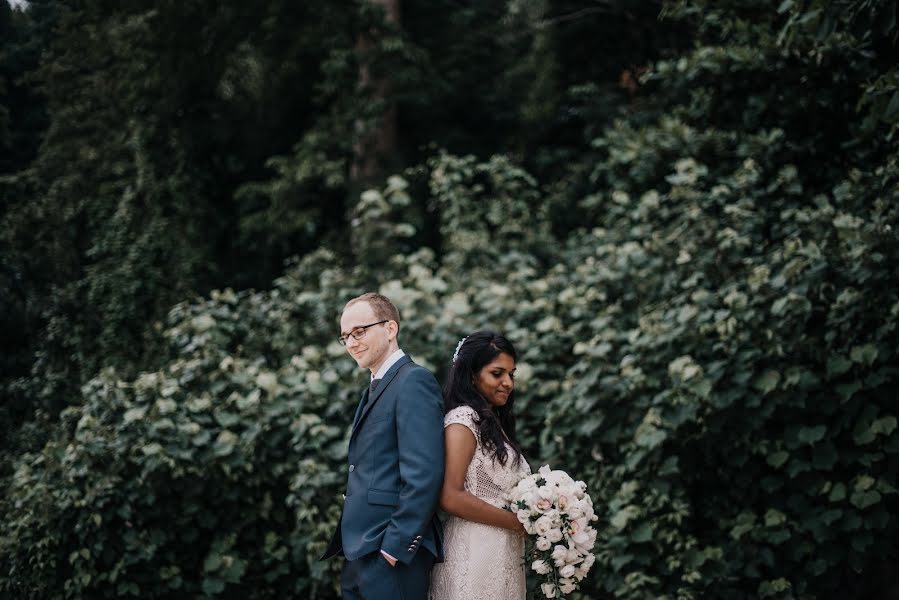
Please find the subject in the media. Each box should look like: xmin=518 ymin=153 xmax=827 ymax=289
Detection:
xmin=341 ymin=549 xmax=435 ymax=600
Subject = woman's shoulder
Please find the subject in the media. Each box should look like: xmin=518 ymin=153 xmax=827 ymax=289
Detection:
xmin=444 ymin=405 xmax=479 ymax=431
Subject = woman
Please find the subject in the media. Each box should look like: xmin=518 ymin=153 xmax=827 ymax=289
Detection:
xmin=429 ymin=331 xmax=531 ymax=600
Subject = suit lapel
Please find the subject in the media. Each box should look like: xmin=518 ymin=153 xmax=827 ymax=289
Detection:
xmin=350 ymin=354 xmax=412 ymax=439
xmin=351 ymin=388 xmax=368 ymax=431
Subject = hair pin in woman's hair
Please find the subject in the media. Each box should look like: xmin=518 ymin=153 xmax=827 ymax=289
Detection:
xmin=452 ymin=336 xmax=468 ymax=364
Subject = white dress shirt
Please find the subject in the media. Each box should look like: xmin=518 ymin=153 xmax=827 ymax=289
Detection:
xmin=372 ymin=348 xmax=405 ymax=381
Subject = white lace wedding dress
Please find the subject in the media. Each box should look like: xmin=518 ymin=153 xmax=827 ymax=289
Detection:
xmin=429 ymin=406 xmax=531 ymax=600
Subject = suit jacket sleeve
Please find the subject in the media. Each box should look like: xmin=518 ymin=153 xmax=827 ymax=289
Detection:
xmin=380 ymin=367 xmax=445 ymax=564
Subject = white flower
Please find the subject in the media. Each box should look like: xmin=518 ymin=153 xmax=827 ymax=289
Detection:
xmin=537 ymin=485 xmax=557 ymax=502
xmin=256 ymin=371 xmax=278 ymax=394
xmin=525 ymin=489 xmax=543 ymax=508
xmin=518 ymin=478 xmax=537 ymax=493
xmin=565 ymin=498 xmax=585 ymax=519
xmin=574 ymin=480 xmax=587 ymax=498
xmin=532 ymin=559 xmax=551 ymax=575
xmin=569 ymin=517 xmax=588 ymax=535
xmin=581 ymin=501 xmax=596 ymax=522
xmin=571 ymin=531 xmax=592 ymax=550
xmin=551 ymin=545 xmax=568 ymax=567
xmin=546 ymin=527 xmax=564 ymax=543
xmin=534 ymin=516 xmax=553 ymax=536
xmin=582 ymin=528 xmax=597 ymax=550
xmin=508 ymin=466 xmax=598 ymax=594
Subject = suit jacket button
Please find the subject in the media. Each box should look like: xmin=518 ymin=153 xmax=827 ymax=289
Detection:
xmin=415 ymin=535 xmax=422 ymax=540
xmin=407 ymin=548 xmax=414 ymax=552
xmin=349 ymin=464 xmax=355 ymax=472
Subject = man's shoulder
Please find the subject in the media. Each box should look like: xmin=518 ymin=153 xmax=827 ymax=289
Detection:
xmin=398 ymin=359 xmax=435 ymax=380
xmin=393 ymin=360 xmax=439 ymax=391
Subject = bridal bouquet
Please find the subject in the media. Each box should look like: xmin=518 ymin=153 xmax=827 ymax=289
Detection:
xmin=507 ymin=465 xmax=598 ymax=598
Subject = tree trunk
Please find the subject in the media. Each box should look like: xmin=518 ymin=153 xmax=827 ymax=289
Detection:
xmin=351 ymin=0 xmax=400 ymax=184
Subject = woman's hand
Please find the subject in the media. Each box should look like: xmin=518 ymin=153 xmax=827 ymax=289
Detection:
xmin=509 ymin=514 xmax=528 ymax=538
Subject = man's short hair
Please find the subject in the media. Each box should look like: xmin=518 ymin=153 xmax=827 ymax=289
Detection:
xmin=344 ymin=292 xmax=401 ymax=331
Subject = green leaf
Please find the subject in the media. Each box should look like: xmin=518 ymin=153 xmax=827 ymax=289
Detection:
xmin=204 ymin=552 xmax=222 ymax=572
xmin=688 ymin=378 xmax=712 ymax=399
xmin=827 ymin=355 xmax=852 ymax=377
xmin=610 ymin=553 xmax=633 ymax=572
xmin=850 ymin=344 xmax=878 ymax=365
xmin=658 ymin=455 xmax=680 ymax=476
xmin=828 ymin=483 xmax=846 ymax=502
xmin=766 ymin=529 xmax=791 ymax=544
xmin=798 ymin=425 xmax=826 ymax=444
xmin=635 ymin=427 xmax=667 ymax=449
xmin=821 ymin=508 xmax=842 ymax=525
xmin=124 ymin=407 xmax=147 ymax=423
xmin=777 ymin=0 xmax=794 ymax=14
xmin=885 ymin=90 xmax=899 ymax=120
xmin=764 ymin=509 xmax=787 ymax=527
xmin=850 ymin=489 xmax=881 ymax=509
xmin=202 ymin=577 xmax=225 ymax=594
xmin=611 ymin=505 xmax=639 ymax=530
xmin=754 ymin=370 xmax=780 ymax=394
xmin=213 ymin=430 xmax=238 ymax=457
xmin=854 ymin=416 xmax=895 ymax=446
xmin=767 ymin=451 xmax=789 ymax=468
xmin=855 ymin=475 xmax=875 ymax=491
xmin=214 ymin=411 xmax=241 ymax=428
xmin=221 ymin=556 xmax=247 ymax=581
xmin=730 ymin=512 xmax=757 ymax=540
xmin=872 ymin=416 xmax=897 ymax=436
xmin=836 ymin=381 xmax=862 ymax=402
xmin=854 ymin=423 xmax=876 ymax=445
xmin=759 ymin=578 xmax=792 ymax=598
xmin=631 ymin=522 xmax=653 ymax=543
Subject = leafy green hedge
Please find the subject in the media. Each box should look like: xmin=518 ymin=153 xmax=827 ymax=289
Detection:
xmin=3 ymin=1 xmax=897 ymax=598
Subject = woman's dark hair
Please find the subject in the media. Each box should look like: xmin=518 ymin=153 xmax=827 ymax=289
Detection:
xmin=444 ymin=330 xmax=523 ymax=467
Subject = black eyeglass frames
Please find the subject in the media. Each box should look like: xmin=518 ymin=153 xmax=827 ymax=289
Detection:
xmin=337 ymin=320 xmax=389 ymax=346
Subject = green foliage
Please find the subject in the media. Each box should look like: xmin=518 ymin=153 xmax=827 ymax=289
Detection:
xmin=0 ymin=0 xmax=368 ymax=419
xmin=1 ymin=291 xmax=349 ymax=598
xmin=6 ymin=133 xmax=898 ymax=598
xmin=2 ymin=0 xmax=898 ymax=598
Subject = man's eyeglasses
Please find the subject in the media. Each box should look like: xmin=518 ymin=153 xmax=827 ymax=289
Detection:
xmin=338 ymin=320 xmax=388 ymax=346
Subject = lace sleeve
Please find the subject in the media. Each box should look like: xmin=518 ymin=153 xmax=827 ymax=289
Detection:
xmin=444 ymin=406 xmax=479 ymax=440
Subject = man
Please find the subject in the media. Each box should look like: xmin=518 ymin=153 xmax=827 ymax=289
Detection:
xmin=322 ymin=292 xmax=445 ymax=600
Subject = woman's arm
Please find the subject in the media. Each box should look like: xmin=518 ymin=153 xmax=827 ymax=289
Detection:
xmin=439 ymin=424 xmax=526 ymax=535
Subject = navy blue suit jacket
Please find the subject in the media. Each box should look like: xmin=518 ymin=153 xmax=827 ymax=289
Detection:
xmin=322 ymin=355 xmax=445 ymax=565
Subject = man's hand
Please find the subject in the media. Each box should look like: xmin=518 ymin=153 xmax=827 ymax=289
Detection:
xmin=380 ymin=550 xmax=397 ymax=567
